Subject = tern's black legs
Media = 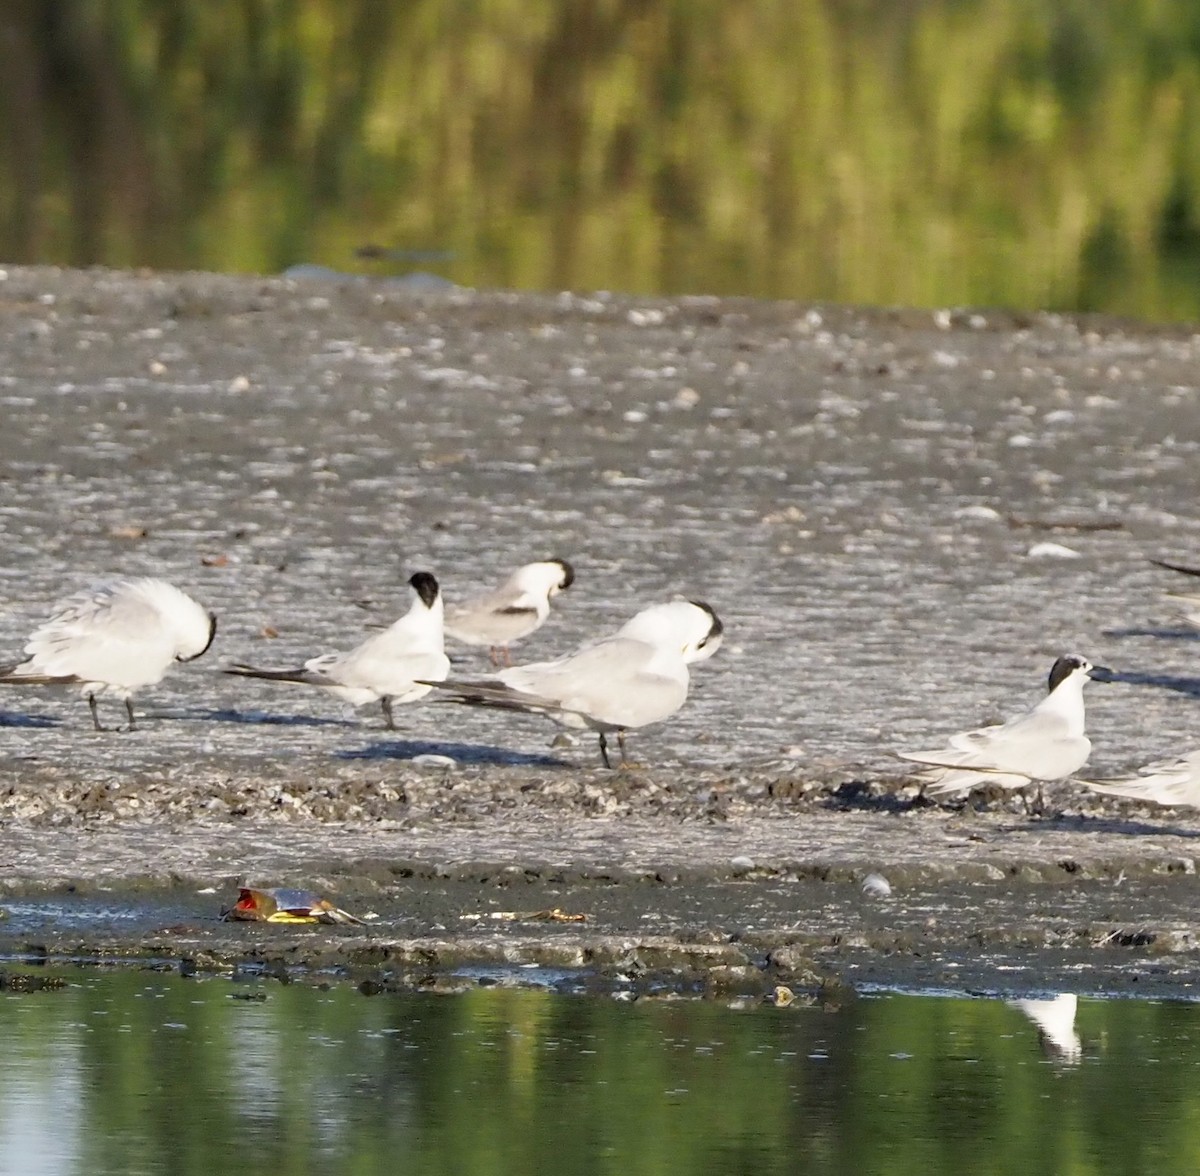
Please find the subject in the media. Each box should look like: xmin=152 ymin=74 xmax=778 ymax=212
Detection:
xmin=597 ymin=730 xmax=631 ymax=770
xmin=381 ymin=696 xmax=396 ymax=730
xmin=87 ymin=693 xmax=137 ymax=732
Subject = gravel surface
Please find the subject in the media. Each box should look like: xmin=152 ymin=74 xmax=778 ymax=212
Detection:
xmin=1 ymin=265 xmax=1200 ymax=995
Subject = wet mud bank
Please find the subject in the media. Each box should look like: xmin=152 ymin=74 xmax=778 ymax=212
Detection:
xmin=2 ymin=771 xmax=1200 ymax=999
xmin=2 ymin=266 xmax=1200 ymax=996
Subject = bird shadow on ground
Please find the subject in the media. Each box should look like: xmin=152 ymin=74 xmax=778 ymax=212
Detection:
xmin=1094 ymin=669 xmax=1200 ymax=699
xmin=152 ymin=707 xmax=357 ymax=728
xmin=0 ymin=709 xmax=60 ymax=729
xmin=819 ymin=780 xmax=923 ymax=814
xmin=336 ymin=739 xmax=566 ymax=767
xmin=1102 ymin=627 xmax=1200 ymax=641
xmin=1025 ymin=812 xmax=1200 ymax=838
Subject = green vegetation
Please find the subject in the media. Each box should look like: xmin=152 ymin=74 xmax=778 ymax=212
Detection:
xmin=1 ymin=1 xmax=1199 ymax=319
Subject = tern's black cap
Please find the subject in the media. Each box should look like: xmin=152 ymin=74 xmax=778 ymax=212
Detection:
xmin=688 ymin=599 xmax=724 ymax=644
xmin=550 ymin=559 xmax=576 ymax=590
xmin=1047 ymin=654 xmax=1089 ymax=693
xmin=181 ymin=613 xmax=218 ymax=662
xmin=409 ymin=572 xmax=440 ymax=609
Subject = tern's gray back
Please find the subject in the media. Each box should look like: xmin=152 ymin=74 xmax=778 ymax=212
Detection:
xmin=499 ymin=637 xmax=689 ymax=730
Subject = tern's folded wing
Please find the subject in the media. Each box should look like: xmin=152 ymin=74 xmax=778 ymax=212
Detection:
xmin=444 ymin=600 xmax=541 ymax=645
xmin=499 ymin=638 xmax=688 ymax=728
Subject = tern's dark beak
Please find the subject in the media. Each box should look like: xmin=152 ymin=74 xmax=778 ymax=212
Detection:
xmin=1087 ymin=665 xmax=1116 ymax=683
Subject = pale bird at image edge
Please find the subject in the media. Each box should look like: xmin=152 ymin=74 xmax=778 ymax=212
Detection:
xmin=222 ymin=571 xmax=449 ymax=730
xmin=0 ymin=577 xmax=217 ymax=730
xmin=1150 ymin=557 xmax=1200 ymax=629
xmin=1081 ymin=749 xmax=1200 ymax=809
xmin=422 ymin=597 xmax=723 ymax=767
xmin=897 ymin=654 xmax=1109 ymax=804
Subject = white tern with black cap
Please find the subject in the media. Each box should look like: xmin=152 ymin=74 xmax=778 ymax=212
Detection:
xmin=224 ymin=571 xmax=449 ymax=729
xmin=898 ymin=654 xmax=1110 ymax=805
xmin=444 ymin=558 xmax=575 ymax=664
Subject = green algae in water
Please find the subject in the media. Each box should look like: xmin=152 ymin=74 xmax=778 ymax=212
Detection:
xmin=0 ymin=970 xmax=1197 ymax=1175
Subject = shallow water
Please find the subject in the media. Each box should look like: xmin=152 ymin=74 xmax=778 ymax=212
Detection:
xmin=7 ymin=4 xmax=1200 ymax=321
xmin=0 ymin=968 xmax=1197 ymax=1175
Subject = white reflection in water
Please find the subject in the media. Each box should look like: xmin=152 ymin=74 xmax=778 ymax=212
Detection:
xmin=0 ymin=1021 xmax=83 ymax=1176
xmin=223 ymin=1000 xmax=285 ymax=1120
xmin=1007 ymin=994 xmax=1082 ymax=1065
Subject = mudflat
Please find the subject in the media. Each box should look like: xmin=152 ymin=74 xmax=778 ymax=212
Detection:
xmin=1 ymin=265 xmax=1199 ymax=996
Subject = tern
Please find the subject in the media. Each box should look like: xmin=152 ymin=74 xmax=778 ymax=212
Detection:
xmin=1082 ymin=749 xmax=1200 ymax=808
xmin=423 ymin=597 xmax=723 ymax=767
xmin=223 ymin=571 xmax=449 ymax=729
xmin=898 ymin=654 xmax=1109 ymax=807
xmin=444 ymin=558 xmax=575 ymax=665
xmin=0 ymin=577 xmax=217 ymax=730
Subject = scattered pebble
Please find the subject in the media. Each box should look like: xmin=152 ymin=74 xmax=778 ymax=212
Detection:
xmin=627 ymin=308 xmax=665 ymax=326
xmin=412 ymin=754 xmax=457 ymax=770
xmin=1028 ymin=542 xmax=1081 ymax=560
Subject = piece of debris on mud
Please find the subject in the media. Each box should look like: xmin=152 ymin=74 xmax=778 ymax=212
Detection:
xmin=222 ymin=887 xmax=365 ymax=925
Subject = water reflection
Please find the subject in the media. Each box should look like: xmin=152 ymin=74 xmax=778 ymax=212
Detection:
xmin=1007 ymin=993 xmax=1082 ymax=1064
xmin=0 ymin=971 xmax=1199 ymax=1173
xmin=2 ymin=2 xmax=1199 ymax=319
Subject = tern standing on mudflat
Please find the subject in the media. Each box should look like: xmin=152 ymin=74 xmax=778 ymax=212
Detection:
xmin=0 ymin=577 xmax=217 ymax=730
xmin=444 ymin=558 xmax=575 ymax=665
xmin=424 ymin=597 xmax=723 ymax=767
xmin=898 ymin=654 xmax=1108 ymax=807
xmin=224 ymin=571 xmax=450 ymax=729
